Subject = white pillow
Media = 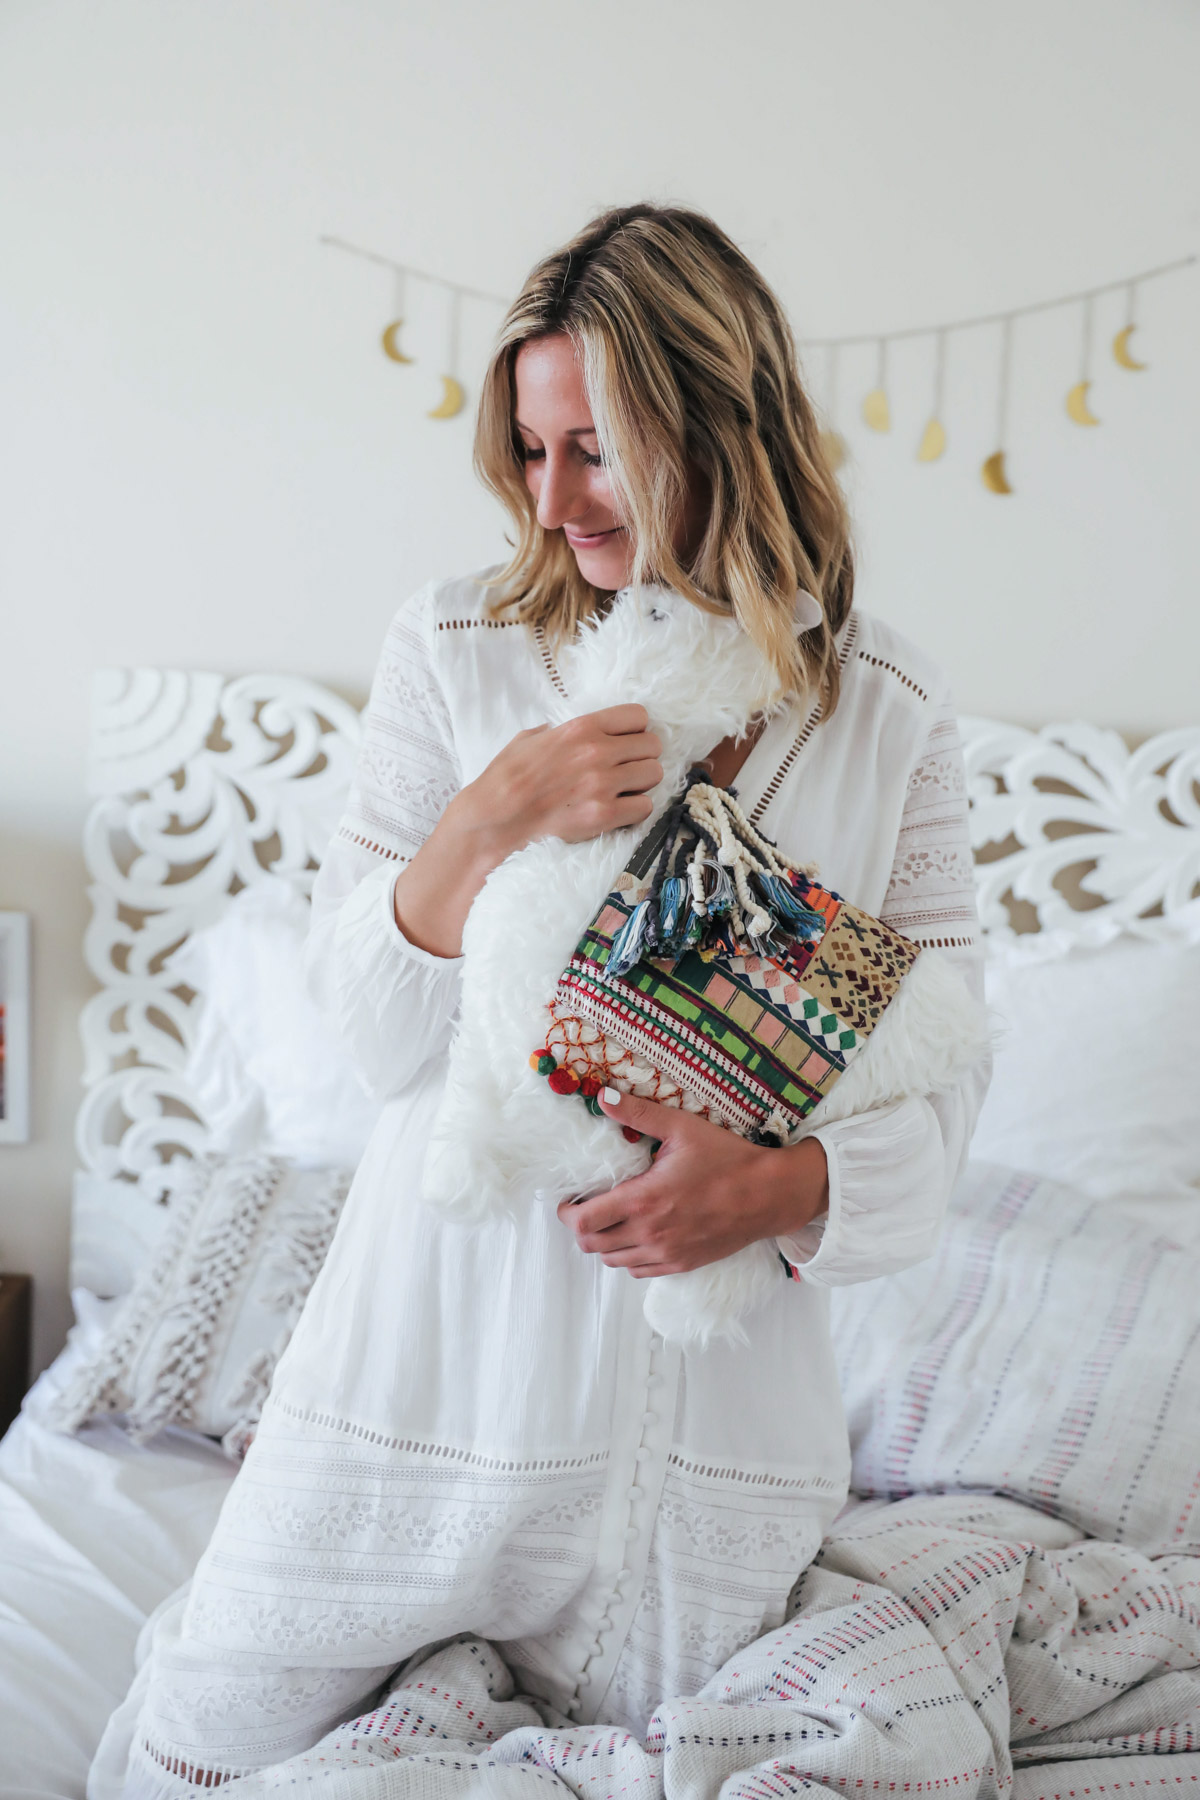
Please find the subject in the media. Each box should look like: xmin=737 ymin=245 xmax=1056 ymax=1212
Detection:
xmin=70 ymin=1171 xmax=176 ymax=1298
xmin=971 ymin=908 xmax=1200 ymax=1201
xmin=49 ymin=1153 xmax=352 ymax=1459
xmin=831 ymin=1160 xmax=1200 ymax=1548
xmin=169 ymin=876 xmax=382 ymax=1168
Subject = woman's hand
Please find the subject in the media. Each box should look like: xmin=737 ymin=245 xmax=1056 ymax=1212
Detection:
xmin=394 ymin=705 xmax=661 ymax=959
xmin=556 ymin=1089 xmax=830 ymax=1277
xmin=456 ymin=704 xmax=664 ymax=856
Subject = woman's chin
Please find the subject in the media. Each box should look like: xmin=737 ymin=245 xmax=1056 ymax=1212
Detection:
xmin=568 ymin=542 xmax=633 ymax=589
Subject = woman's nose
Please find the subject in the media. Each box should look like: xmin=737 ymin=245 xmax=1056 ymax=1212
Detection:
xmin=534 ymin=454 xmax=585 ymax=532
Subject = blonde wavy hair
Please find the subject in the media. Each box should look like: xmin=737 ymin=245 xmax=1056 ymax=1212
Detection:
xmin=473 ymin=202 xmax=854 ymax=716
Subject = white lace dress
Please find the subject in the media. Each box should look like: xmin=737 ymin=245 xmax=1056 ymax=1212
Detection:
xmin=108 ymin=571 xmax=989 ymax=1794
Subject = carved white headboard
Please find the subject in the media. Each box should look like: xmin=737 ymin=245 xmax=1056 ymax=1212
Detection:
xmin=78 ymin=670 xmax=1200 ymax=1203
xmin=79 ymin=670 xmax=362 ymax=1198
xmin=962 ymin=718 xmax=1200 ymax=941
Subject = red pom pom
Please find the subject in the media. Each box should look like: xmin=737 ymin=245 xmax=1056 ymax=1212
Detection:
xmin=547 ymin=1067 xmax=581 ymax=1095
xmin=579 ymin=1075 xmax=602 ymax=1099
xmin=621 ymin=1125 xmax=643 ymax=1143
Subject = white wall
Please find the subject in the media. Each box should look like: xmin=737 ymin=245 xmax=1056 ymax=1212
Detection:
xmin=2 ymin=0 xmax=1197 ymax=1370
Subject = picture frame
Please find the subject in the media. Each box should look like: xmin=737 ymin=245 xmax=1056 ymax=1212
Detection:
xmin=0 ymin=913 xmax=31 ymax=1145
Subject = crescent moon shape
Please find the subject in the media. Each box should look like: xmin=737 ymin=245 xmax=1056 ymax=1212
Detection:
xmin=1065 ymin=379 xmax=1101 ymax=426
xmin=981 ymin=450 xmax=1012 ymax=494
xmin=916 ymin=416 xmax=947 ymax=462
xmin=820 ymin=428 xmax=848 ymax=472
xmin=380 ymin=319 xmax=414 ymax=364
xmin=861 ymin=387 xmax=891 ymax=432
xmin=428 ymin=374 xmax=465 ymax=420
xmin=1112 ymin=324 xmax=1148 ymax=371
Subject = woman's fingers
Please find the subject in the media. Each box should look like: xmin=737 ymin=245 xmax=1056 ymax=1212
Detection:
xmin=589 ymin=702 xmax=650 ymax=738
xmin=612 ymin=756 xmax=664 ymax=795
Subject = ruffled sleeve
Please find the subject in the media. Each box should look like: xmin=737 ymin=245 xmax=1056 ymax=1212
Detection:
xmin=776 ymin=693 xmax=991 ymax=1285
xmin=305 ymin=581 xmax=466 ymax=1100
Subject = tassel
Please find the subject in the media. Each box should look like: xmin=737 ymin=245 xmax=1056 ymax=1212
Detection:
xmin=656 ymin=875 xmax=688 ymax=948
xmin=689 ymin=850 xmax=736 ymax=920
xmin=753 ymin=872 xmax=827 ymax=941
xmin=606 ymin=898 xmax=653 ymax=979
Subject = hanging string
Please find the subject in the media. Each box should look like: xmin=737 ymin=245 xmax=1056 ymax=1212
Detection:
xmin=798 ymin=252 xmax=1194 ymax=350
xmin=819 ymin=342 xmax=848 ymax=469
xmin=826 ymin=341 xmax=841 ymax=419
xmin=862 ymin=337 xmax=891 ymax=430
xmin=997 ymin=314 xmax=1013 ymax=447
xmin=932 ymin=328 xmax=947 ymax=418
xmin=320 ymin=233 xmax=509 ymax=304
xmin=917 ymin=329 xmax=949 ymax=462
xmin=447 ymin=284 xmax=461 ymax=379
xmin=980 ymin=316 xmax=1015 ymax=494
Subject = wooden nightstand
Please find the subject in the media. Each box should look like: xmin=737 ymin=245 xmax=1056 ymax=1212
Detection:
xmin=0 ymin=1276 xmax=32 ymax=1434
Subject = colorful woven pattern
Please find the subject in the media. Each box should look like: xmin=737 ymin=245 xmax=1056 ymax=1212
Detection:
xmin=533 ymin=792 xmax=920 ymax=1144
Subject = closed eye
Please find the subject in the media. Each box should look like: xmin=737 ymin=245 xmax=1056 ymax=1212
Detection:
xmin=518 ymin=444 xmax=605 ymax=468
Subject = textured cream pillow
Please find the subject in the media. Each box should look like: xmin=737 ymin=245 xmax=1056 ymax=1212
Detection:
xmin=49 ymin=1154 xmax=352 ymax=1459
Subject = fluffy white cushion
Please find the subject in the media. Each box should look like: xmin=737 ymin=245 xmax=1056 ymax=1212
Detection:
xmin=971 ymin=909 xmax=1200 ymax=1200
xmin=831 ymin=1159 xmax=1200 ymax=1547
xmin=48 ymin=1154 xmax=352 ymax=1458
xmin=169 ymin=876 xmax=382 ymax=1168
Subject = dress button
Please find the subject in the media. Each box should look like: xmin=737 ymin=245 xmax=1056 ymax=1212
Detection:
xmin=642 ymin=1412 xmax=658 ymax=1428
xmin=624 ymin=1526 xmax=639 ymax=1542
xmin=627 ymin=1485 xmax=644 ymax=1501
xmin=634 ymin=1446 xmax=652 ymax=1462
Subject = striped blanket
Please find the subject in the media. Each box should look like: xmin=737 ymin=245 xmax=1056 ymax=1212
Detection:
xmin=234 ymin=1491 xmax=1200 ymax=1798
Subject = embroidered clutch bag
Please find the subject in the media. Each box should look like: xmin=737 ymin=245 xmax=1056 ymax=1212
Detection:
xmin=528 ymin=766 xmax=922 ymax=1148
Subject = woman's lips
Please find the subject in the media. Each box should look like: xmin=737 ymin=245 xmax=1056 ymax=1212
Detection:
xmin=564 ymin=527 xmax=619 ymax=549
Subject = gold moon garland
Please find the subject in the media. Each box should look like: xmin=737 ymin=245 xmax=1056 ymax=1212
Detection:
xmin=980 ymin=315 xmax=1015 ymax=493
xmin=799 ymin=253 xmax=1193 ymax=495
xmin=428 ymin=374 xmax=465 ymax=420
xmin=1112 ymin=324 xmax=1147 ymax=371
xmin=323 ymin=236 xmax=1193 ymax=470
xmin=1065 ymin=295 xmax=1101 ymax=426
xmin=1112 ymin=282 xmax=1149 ymax=372
xmin=381 ymin=321 xmax=414 ymax=364
xmin=861 ymin=338 xmax=891 ymax=431
xmin=916 ymin=329 xmax=948 ymax=462
xmin=818 ymin=344 xmax=849 ymax=471
xmin=322 ymin=234 xmax=507 ymax=419
xmin=1065 ymin=381 xmax=1101 ymax=427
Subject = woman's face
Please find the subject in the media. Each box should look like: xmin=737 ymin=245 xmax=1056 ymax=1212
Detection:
xmin=513 ymin=332 xmax=706 ymax=591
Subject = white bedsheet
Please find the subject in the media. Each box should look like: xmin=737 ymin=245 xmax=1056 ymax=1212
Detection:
xmin=0 ymin=1299 xmax=236 ymax=1800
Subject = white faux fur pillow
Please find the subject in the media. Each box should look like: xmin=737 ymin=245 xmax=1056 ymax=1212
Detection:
xmin=48 ymin=1154 xmax=352 ymax=1459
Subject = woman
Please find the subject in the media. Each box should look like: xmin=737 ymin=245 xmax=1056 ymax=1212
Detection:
xmin=108 ymin=203 xmax=989 ymax=1791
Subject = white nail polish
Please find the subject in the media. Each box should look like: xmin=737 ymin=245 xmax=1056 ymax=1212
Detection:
xmin=602 ymin=1087 xmax=620 ymax=1105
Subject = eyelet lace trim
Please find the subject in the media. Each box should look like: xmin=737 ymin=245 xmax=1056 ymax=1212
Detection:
xmin=534 ymin=621 xmax=570 ymax=699
xmin=435 ymin=616 xmax=523 ymax=630
xmin=268 ymin=1398 xmax=609 ymax=1472
xmin=334 ymin=589 xmax=464 ymax=867
xmin=748 ymin=613 xmax=860 ymax=825
xmin=855 ymin=650 xmax=930 ymax=702
xmin=880 ymin=697 xmax=980 ymax=950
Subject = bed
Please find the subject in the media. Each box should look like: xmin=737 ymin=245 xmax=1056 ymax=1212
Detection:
xmin=2 ymin=667 xmax=1198 ymax=1797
